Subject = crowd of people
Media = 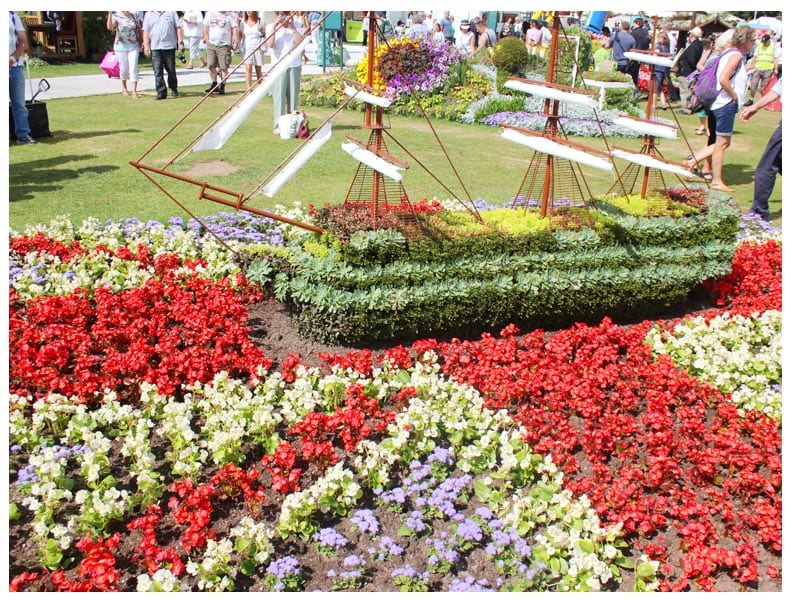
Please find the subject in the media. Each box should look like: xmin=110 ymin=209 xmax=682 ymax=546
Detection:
xmin=588 ymin=17 xmax=781 ymax=211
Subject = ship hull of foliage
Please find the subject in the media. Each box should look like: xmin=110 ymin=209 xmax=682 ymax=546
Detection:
xmin=272 ymin=193 xmax=739 ymax=345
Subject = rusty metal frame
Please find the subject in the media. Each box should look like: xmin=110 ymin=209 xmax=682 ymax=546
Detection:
xmin=130 ymin=12 xmax=331 ymax=236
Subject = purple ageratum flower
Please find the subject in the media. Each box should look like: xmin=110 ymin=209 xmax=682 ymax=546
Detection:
xmin=350 ymin=509 xmax=379 ymax=535
xmin=391 ymin=565 xmax=428 ymax=579
xmin=378 ymin=536 xmax=404 ymax=557
xmin=313 ymin=527 xmax=348 ymax=551
xmin=405 ymin=510 xmax=427 ymax=533
xmin=30 ymin=264 xmax=48 ymax=285
xmin=378 ymin=486 xmax=406 ymax=506
xmin=456 ymin=518 xmax=484 ymax=544
xmin=186 ymin=211 xmax=286 ymax=246
xmin=266 ymin=556 xmax=300 ymax=578
xmin=343 ymin=554 xmax=366 ymax=568
xmin=475 ymin=506 xmax=494 ymax=521
xmin=408 ymin=460 xmax=432 ymax=482
xmin=448 ymin=576 xmax=495 ymax=592
xmin=15 ymin=464 xmax=39 ymax=486
xmin=427 ymin=536 xmax=459 ymax=565
xmin=737 ymin=212 xmax=782 ymax=240
xmin=514 ymin=538 xmax=532 ymax=558
xmin=9 ymin=266 xmax=24 ymax=283
xmin=427 ymin=446 xmax=453 ymax=466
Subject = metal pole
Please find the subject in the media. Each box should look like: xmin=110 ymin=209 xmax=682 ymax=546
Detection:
xmin=321 ymin=12 xmax=326 ymax=74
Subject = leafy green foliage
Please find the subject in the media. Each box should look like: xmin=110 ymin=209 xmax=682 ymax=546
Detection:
xmin=492 ymin=38 xmax=531 ymax=75
xmin=472 ymin=94 xmax=527 ymax=121
xmin=272 ymin=192 xmax=739 ymax=344
xmin=345 ymin=229 xmax=408 ymax=266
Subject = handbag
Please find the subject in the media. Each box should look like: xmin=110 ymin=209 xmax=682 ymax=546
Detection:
xmin=99 ymin=51 xmax=120 ymax=79
xmin=277 ymin=111 xmax=310 ymax=139
xmin=296 ymin=111 xmax=310 ymax=139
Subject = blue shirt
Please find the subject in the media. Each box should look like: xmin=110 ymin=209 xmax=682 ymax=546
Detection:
xmin=612 ymin=30 xmax=635 ymax=65
xmin=440 ymin=17 xmax=453 ymax=38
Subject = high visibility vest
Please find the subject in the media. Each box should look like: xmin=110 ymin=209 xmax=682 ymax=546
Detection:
xmin=753 ymin=42 xmax=776 ymax=71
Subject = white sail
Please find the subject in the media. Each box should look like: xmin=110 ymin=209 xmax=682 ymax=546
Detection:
xmin=623 ymin=51 xmax=674 ymax=69
xmin=504 ymin=79 xmax=599 ymax=109
xmin=341 ymin=141 xmax=404 ymax=181
xmin=611 ymin=149 xmax=696 ymax=178
xmin=261 ymin=124 xmax=333 ymax=197
xmin=344 ymin=85 xmax=392 ymax=108
xmin=501 ymin=128 xmax=613 ymax=172
xmin=192 ymin=35 xmax=313 ymax=152
xmin=613 ymin=116 xmax=678 ymax=139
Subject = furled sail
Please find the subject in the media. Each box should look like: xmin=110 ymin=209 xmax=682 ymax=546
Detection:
xmin=341 ymin=140 xmax=404 ymax=181
xmin=261 ymin=124 xmax=333 ymax=197
xmin=501 ymin=128 xmax=613 ymax=172
xmin=192 ymin=35 xmax=313 ymax=152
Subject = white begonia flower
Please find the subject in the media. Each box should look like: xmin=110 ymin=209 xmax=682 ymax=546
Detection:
xmin=136 ymin=574 xmax=153 ymax=592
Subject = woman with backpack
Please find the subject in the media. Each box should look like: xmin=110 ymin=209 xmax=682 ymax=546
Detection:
xmin=682 ymin=25 xmax=755 ymax=193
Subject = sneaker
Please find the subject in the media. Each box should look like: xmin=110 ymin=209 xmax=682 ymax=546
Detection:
xmin=205 ymin=82 xmax=218 ymax=94
xmin=218 ymin=83 xmax=225 ymax=95
xmin=16 ymin=135 xmax=36 ymax=145
xmin=744 ymin=98 xmax=754 ymax=106
xmin=155 ymin=95 xmax=166 ymax=100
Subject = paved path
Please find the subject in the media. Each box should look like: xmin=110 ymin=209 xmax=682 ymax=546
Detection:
xmin=27 ymin=44 xmax=366 ymax=100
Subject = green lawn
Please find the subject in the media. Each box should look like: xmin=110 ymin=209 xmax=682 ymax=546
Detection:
xmin=8 ymin=72 xmax=783 ymax=231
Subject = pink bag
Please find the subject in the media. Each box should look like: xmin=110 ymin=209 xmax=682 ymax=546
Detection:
xmin=100 ymin=51 xmax=120 ymax=78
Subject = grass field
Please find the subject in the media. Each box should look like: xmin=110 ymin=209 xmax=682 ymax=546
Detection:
xmin=8 ymin=68 xmax=783 ymax=231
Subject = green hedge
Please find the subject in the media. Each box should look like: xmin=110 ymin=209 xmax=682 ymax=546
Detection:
xmin=267 ymin=193 xmax=739 ymax=344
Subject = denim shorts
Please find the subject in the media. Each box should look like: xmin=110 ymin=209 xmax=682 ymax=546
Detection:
xmin=713 ymin=100 xmax=738 ymax=136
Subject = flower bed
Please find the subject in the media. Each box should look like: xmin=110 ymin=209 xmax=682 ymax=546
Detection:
xmin=8 ymin=209 xmax=781 ymax=592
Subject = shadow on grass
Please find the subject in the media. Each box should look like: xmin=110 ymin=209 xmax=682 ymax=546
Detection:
xmin=722 ymin=161 xmax=760 ymax=187
xmin=9 ymin=154 xmax=120 ymax=202
xmin=29 ymin=128 xmax=142 ymax=144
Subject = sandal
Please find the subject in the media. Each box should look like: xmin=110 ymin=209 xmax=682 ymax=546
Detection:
xmin=701 ymin=172 xmax=713 ymax=182
xmin=695 ymin=127 xmax=707 ymax=135
xmin=710 ymin=183 xmax=734 ymax=193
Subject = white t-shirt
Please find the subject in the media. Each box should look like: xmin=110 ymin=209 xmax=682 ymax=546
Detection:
xmin=9 ymin=11 xmax=25 ymax=66
xmin=205 ymin=11 xmax=238 ymax=47
xmin=267 ymin=20 xmax=305 ymax=68
xmin=711 ymin=49 xmax=747 ymax=110
xmin=181 ymin=11 xmax=203 ymax=38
